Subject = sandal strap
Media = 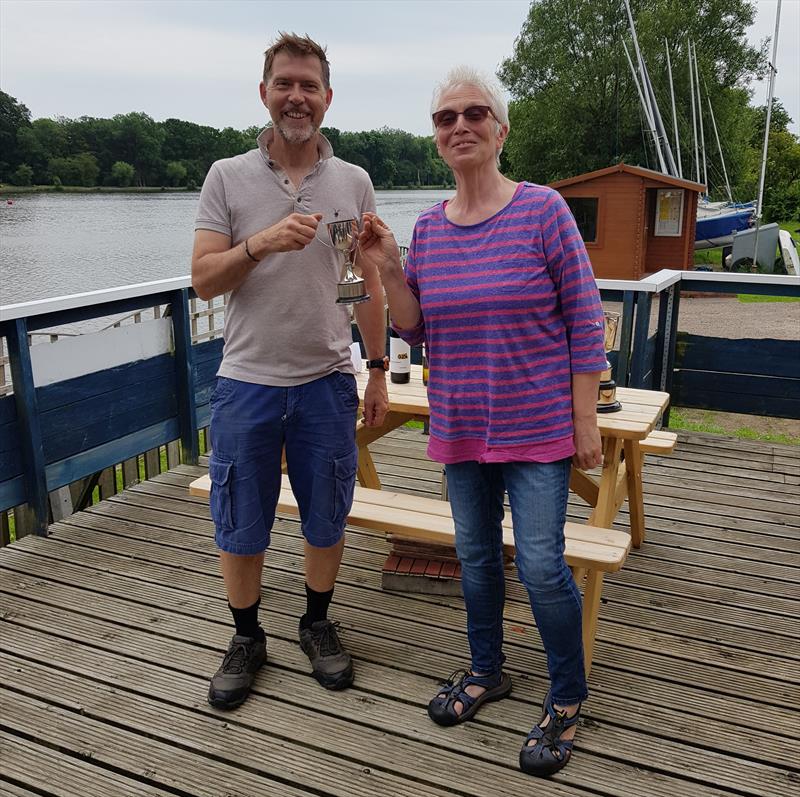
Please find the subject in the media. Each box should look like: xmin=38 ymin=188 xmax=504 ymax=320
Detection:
xmin=524 ymin=700 xmax=581 ymax=750
xmin=432 ymin=669 xmax=503 ymax=713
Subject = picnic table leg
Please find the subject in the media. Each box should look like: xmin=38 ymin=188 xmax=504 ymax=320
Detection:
xmin=582 ymin=570 xmax=604 ymax=677
xmin=588 ymin=436 xmax=623 ymax=528
xmin=623 ymin=440 xmax=646 ymax=548
xmin=357 ymin=447 xmax=381 ymax=489
xmin=354 ymin=411 xmax=414 ymax=490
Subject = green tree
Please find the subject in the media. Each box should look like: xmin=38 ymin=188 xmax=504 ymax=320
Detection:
xmin=499 ymin=0 xmax=763 ymax=197
xmin=165 ymin=160 xmax=188 ymax=186
xmin=112 ymin=112 xmax=166 ymax=185
xmin=0 ymin=91 xmax=32 ymax=180
xmin=10 ymin=163 xmax=34 ymax=186
xmin=17 ymin=118 xmax=70 ymax=183
xmin=110 ymin=160 xmax=135 ymax=187
xmin=48 ymin=152 xmax=99 ymax=186
xmin=761 ymin=130 xmax=800 ymax=222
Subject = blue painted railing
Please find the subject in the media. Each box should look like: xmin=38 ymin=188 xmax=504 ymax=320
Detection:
xmin=1 ymin=269 xmax=798 ymax=538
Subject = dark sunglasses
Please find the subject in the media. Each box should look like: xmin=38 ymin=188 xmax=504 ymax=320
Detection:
xmin=431 ymin=105 xmax=495 ymax=129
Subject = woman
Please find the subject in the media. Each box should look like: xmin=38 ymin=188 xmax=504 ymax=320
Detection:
xmin=358 ymin=66 xmax=607 ymax=777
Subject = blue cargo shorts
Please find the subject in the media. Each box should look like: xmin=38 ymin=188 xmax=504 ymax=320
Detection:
xmin=208 ymin=371 xmax=359 ymax=554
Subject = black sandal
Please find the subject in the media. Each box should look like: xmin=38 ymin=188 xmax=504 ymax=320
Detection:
xmin=427 ymin=668 xmax=512 ymax=727
xmin=519 ymin=690 xmax=582 ymax=777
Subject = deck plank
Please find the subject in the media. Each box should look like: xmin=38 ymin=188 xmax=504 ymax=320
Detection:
xmin=1 ymin=429 xmax=798 ymax=796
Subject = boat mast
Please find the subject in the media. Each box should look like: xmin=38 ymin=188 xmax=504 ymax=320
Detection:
xmin=623 ymin=0 xmax=676 ymax=175
xmin=688 ymin=38 xmax=700 ymax=184
xmin=623 ymin=40 xmax=666 ymax=173
xmin=665 ymin=38 xmax=683 ymax=178
xmin=643 ymin=57 xmax=679 ymax=175
xmin=692 ymin=42 xmax=708 ymax=192
xmin=752 ymin=0 xmax=782 ymax=266
xmin=704 ymin=77 xmax=733 ymax=203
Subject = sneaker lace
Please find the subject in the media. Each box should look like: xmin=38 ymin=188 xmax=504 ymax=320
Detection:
xmin=317 ymin=621 xmax=344 ymax=657
xmin=221 ymin=641 xmax=249 ymax=674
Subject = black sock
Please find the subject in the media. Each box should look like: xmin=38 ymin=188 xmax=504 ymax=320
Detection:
xmin=229 ymin=598 xmax=263 ymax=639
xmin=301 ymin=583 xmax=334 ymax=629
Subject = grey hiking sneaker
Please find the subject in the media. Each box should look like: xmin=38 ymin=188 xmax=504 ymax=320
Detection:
xmin=207 ymin=632 xmax=266 ymax=710
xmin=298 ymin=619 xmax=354 ymax=690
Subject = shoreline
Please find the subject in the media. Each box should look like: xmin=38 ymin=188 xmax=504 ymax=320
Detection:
xmin=1 ymin=184 xmax=454 ymax=196
xmin=0 ymin=185 xmax=197 ymax=195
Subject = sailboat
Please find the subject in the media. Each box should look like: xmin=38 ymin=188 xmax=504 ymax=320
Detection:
xmin=623 ymin=1 xmax=757 ymax=250
xmin=695 ymin=200 xmax=755 ymax=250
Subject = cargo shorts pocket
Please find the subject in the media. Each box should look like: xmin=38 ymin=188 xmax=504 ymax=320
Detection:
xmin=209 ymin=457 xmax=234 ymax=531
xmin=330 ymin=449 xmax=358 ymax=526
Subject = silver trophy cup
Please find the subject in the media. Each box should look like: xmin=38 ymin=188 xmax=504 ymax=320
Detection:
xmin=597 ymin=311 xmax=622 ymax=413
xmin=327 ymin=218 xmax=370 ymax=305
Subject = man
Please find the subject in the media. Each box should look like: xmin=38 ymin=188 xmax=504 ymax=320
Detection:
xmin=192 ymin=32 xmax=389 ymax=710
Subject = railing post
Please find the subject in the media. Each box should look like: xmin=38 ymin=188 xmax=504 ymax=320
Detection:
xmin=629 ymin=291 xmax=653 ymax=388
xmin=661 ymin=284 xmax=681 ymax=426
xmin=170 ymin=289 xmax=199 ymax=465
xmin=616 ymin=291 xmax=635 ymax=386
xmin=6 ymin=319 xmax=49 ymax=536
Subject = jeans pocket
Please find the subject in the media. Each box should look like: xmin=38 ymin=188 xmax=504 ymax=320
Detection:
xmin=330 ymin=449 xmax=357 ymax=526
xmin=209 ymin=457 xmax=234 ymax=530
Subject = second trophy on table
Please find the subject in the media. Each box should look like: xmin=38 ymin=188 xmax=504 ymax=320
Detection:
xmin=597 ymin=310 xmax=622 ymax=413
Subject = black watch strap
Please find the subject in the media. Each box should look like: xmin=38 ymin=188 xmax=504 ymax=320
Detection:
xmin=366 ymin=356 xmax=389 ymax=371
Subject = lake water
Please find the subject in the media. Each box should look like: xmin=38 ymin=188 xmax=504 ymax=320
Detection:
xmin=0 ymin=189 xmax=454 ymax=307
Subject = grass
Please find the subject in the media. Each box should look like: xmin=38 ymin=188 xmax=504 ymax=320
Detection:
xmin=737 ymin=294 xmax=800 ymax=302
xmin=668 ymin=407 xmax=800 ymax=446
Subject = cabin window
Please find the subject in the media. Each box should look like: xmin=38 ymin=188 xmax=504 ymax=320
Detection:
xmin=654 ymin=189 xmax=684 ymax=236
xmin=566 ymin=197 xmax=599 ymax=243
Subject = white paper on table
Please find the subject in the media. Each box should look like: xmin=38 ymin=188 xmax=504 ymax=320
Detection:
xmin=350 ymin=341 xmax=364 ymax=372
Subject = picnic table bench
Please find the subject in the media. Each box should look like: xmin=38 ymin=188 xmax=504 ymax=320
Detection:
xmin=189 ymin=473 xmax=630 ymax=675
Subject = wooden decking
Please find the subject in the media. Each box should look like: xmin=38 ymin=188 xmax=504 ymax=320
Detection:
xmin=1 ymin=429 xmax=798 ymax=797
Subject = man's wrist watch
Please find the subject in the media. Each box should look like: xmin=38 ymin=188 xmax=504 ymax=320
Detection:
xmin=366 ymin=356 xmax=389 ymax=371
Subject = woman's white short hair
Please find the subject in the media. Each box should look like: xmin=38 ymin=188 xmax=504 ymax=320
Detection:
xmin=430 ymin=66 xmax=509 ymax=165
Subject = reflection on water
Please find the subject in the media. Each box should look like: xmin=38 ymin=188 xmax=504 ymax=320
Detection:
xmin=0 ymin=189 xmax=453 ymax=306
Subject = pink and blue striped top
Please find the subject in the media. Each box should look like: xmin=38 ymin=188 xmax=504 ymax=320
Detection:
xmin=395 ymin=182 xmax=607 ymax=464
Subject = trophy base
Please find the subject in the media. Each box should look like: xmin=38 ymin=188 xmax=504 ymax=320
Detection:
xmin=336 ymin=293 xmax=371 ymax=305
xmin=597 ymin=400 xmax=622 ymax=413
xmin=336 ymin=277 xmax=370 ymax=304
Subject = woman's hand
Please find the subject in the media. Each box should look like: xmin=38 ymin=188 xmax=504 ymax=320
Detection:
xmin=357 ymin=212 xmax=403 ymax=282
xmin=572 ymin=416 xmax=602 ymax=471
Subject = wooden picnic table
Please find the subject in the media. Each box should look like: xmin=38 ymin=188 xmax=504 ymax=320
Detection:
xmin=356 ymin=365 xmax=671 ymax=546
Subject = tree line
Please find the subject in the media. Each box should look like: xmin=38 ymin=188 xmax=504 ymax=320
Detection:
xmin=0 ymin=94 xmax=453 ymax=190
xmin=1 ymin=0 xmax=797 ymax=221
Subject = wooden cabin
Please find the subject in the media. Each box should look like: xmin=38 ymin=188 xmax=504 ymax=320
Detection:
xmin=550 ymin=164 xmax=705 ymax=280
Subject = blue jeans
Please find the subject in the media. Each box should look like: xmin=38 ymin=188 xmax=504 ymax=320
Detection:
xmin=445 ymin=458 xmax=588 ymax=706
xmin=209 ymin=372 xmax=359 ymax=554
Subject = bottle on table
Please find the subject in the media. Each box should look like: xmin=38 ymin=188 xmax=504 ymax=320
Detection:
xmin=422 ymin=342 xmax=429 ymax=386
xmin=389 ymin=328 xmax=411 ymax=384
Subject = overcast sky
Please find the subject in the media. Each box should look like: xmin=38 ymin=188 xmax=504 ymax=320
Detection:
xmin=1 ymin=0 xmax=797 ymax=136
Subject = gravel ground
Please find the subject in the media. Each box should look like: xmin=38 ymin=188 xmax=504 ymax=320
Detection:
xmin=674 ymin=296 xmax=800 ymax=340
xmin=605 ymin=295 xmax=800 ymax=340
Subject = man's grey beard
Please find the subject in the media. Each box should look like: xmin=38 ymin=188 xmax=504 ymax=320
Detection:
xmin=275 ymin=119 xmax=319 ymax=144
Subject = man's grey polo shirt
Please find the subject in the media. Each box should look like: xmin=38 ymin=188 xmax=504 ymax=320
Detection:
xmin=196 ymin=127 xmax=376 ymax=386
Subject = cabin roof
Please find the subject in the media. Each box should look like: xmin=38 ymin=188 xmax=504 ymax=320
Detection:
xmin=549 ymin=162 xmax=706 ymax=192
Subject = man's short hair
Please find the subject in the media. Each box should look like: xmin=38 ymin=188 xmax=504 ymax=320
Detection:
xmin=263 ymin=32 xmax=330 ymax=90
